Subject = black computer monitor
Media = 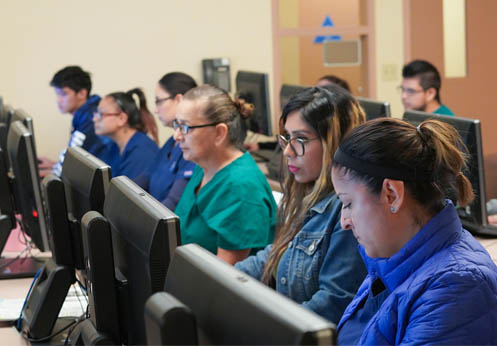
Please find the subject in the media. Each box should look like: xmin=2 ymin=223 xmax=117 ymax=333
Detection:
xmin=236 ymin=70 xmax=272 ymax=136
xmin=357 ymin=97 xmax=391 ymax=120
xmin=403 ymin=110 xmax=493 ymax=235
xmin=146 ymin=243 xmax=336 ymax=345
xmin=20 ymin=147 xmax=112 ymax=341
xmin=280 ymin=84 xmax=308 ymax=111
xmin=0 ymin=146 xmax=16 ymax=255
xmin=7 ymin=120 xmax=49 ymax=252
xmin=76 ymin=176 xmax=181 ymax=345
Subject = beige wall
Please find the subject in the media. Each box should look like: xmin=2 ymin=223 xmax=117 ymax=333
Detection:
xmin=374 ymin=0 xmax=404 ymax=118
xmin=0 ymin=0 xmax=273 ymax=159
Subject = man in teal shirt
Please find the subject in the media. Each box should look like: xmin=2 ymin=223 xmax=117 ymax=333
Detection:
xmin=399 ymin=59 xmax=454 ymax=116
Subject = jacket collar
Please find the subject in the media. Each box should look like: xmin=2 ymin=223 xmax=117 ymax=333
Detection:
xmin=310 ymin=193 xmax=337 ymax=214
xmin=73 ymin=94 xmax=101 ymax=127
xmin=360 ymin=200 xmax=462 ymax=293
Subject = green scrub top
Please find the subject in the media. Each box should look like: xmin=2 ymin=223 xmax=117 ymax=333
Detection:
xmin=175 ymin=152 xmax=277 ymax=254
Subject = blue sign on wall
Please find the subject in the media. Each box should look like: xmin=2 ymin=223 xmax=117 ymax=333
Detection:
xmin=314 ymin=15 xmax=341 ymax=43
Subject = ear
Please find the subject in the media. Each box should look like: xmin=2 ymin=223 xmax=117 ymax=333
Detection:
xmin=424 ymin=87 xmax=437 ymax=103
xmin=214 ymin=123 xmax=229 ymax=146
xmin=76 ymin=88 xmax=88 ymax=100
xmin=116 ymin=112 xmax=129 ymax=128
xmin=381 ymin=179 xmax=405 ymax=213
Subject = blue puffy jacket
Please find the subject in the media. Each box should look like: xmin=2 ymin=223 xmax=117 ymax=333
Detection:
xmin=337 ymin=200 xmax=497 ymax=345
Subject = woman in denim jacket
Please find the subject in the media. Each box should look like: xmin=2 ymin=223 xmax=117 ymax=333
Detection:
xmin=236 ymin=86 xmax=367 ymax=324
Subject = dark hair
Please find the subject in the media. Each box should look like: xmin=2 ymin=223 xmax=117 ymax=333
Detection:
xmin=107 ymin=88 xmax=159 ymax=144
xmin=317 ymin=75 xmax=351 ymax=92
xmin=158 ymin=72 xmax=197 ymax=97
xmin=402 ymin=60 xmax=442 ymax=103
xmin=183 ymin=84 xmax=253 ymax=148
xmin=261 ymin=85 xmax=366 ymax=284
xmin=50 ymin=66 xmax=92 ymax=96
xmin=332 ymin=118 xmax=474 ymax=216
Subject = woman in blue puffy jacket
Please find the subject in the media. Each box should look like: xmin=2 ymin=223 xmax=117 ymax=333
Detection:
xmin=235 ymin=86 xmax=368 ymax=324
xmin=331 ymin=117 xmax=497 ymax=345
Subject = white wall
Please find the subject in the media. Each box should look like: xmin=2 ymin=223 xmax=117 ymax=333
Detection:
xmin=0 ymin=0 xmax=273 ymax=159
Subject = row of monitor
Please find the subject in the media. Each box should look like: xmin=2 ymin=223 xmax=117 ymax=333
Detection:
xmin=0 ymin=91 xmax=494 ymax=344
xmin=1 ymin=96 xmax=336 ymax=345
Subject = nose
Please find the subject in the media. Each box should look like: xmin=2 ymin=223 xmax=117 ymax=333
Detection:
xmin=173 ymin=127 xmax=183 ymax=142
xmin=340 ymin=211 xmax=352 ymax=231
xmin=283 ymin=142 xmax=296 ymax=158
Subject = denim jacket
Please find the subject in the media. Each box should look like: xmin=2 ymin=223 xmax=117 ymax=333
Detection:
xmin=235 ymin=193 xmax=367 ymax=324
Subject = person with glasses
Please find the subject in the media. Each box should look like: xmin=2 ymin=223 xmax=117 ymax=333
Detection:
xmin=400 ymin=59 xmax=454 ymax=115
xmin=174 ymin=84 xmax=277 ymax=265
xmin=332 ymin=118 xmax=497 ymax=344
xmin=235 ymin=86 xmax=367 ymax=324
xmin=93 ymin=88 xmax=159 ymax=180
xmin=134 ymin=72 xmax=197 ymax=210
xmin=38 ymin=66 xmax=116 ymax=177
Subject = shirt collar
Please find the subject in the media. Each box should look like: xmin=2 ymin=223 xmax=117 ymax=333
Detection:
xmin=360 ymin=200 xmax=462 ymax=292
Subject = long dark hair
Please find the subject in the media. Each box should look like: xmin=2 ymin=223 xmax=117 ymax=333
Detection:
xmin=261 ymin=85 xmax=365 ymax=284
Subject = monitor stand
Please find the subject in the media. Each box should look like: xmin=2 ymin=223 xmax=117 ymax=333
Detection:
xmin=0 ymin=256 xmax=46 ymax=280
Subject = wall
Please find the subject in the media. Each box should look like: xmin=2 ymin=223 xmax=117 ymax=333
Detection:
xmin=374 ymin=0 xmax=404 ymax=117
xmin=0 ymin=0 xmax=273 ymax=159
xmin=408 ymin=0 xmax=497 ymax=198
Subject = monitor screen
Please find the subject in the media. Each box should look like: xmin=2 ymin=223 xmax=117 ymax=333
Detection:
xmin=102 ymin=176 xmax=180 ymax=345
xmin=357 ymin=97 xmax=391 ymax=120
xmin=7 ymin=120 xmax=49 ymax=252
xmin=48 ymin=146 xmax=111 ymax=269
xmin=236 ymin=70 xmax=272 ymax=136
xmin=157 ymin=243 xmax=336 ymax=345
xmin=403 ymin=111 xmax=489 ymax=234
xmin=0 ymin=146 xmax=16 ymax=254
xmin=280 ymin=84 xmax=308 ymax=111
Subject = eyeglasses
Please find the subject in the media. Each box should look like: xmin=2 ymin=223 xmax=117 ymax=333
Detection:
xmin=172 ymin=119 xmax=221 ymax=135
xmin=155 ymin=96 xmax=173 ymax=106
xmin=93 ymin=110 xmax=121 ymax=120
xmin=277 ymin=134 xmax=319 ymax=156
xmin=397 ymin=86 xmax=425 ymax=96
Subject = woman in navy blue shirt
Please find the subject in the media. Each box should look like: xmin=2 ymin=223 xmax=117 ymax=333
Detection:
xmin=135 ymin=72 xmax=196 ymax=210
xmin=93 ymin=88 xmax=159 ymax=180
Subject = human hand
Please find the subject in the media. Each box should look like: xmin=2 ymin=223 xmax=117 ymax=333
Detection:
xmin=38 ymin=156 xmax=55 ymax=176
xmin=488 ymin=214 xmax=497 ymax=226
xmin=244 ymin=142 xmax=260 ymax=152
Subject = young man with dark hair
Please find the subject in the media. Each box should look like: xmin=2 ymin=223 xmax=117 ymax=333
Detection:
xmin=38 ymin=66 xmax=117 ymax=176
xmin=400 ymin=59 xmax=454 ymax=116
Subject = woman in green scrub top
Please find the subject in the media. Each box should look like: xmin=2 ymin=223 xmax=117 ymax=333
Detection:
xmin=174 ymin=85 xmax=277 ymax=265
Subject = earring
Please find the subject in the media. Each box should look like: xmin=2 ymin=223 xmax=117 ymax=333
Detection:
xmin=390 ymin=206 xmax=396 ymax=213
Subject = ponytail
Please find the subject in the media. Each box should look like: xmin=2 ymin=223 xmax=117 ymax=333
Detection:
xmin=126 ymin=88 xmax=159 ymax=144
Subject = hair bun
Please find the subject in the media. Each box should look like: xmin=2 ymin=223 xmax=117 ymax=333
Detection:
xmin=234 ymin=97 xmax=254 ymax=119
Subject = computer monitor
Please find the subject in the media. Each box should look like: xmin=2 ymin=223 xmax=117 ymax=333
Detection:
xmin=357 ymin=97 xmax=391 ymax=120
xmin=0 ymin=146 xmax=16 ymax=255
xmin=402 ymin=110 xmax=494 ymax=235
xmin=20 ymin=147 xmax=111 ymax=340
xmin=236 ymin=70 xmax=272 ymax=136
xmin=147 ymin=243 xmax=336 ymax=345
xmin=76 ymin=176 xmax=180 ymax=345
xmin=7 ymin=120 xmax=49 ymax=252
xmin=59 ymin=146 xmax=111 ymax=269
xmin=280 ymin=84 xmax=308 ymax=111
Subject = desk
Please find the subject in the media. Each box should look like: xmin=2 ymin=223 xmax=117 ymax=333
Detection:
xmin=0 ymin=278 xmax=31 ymax=345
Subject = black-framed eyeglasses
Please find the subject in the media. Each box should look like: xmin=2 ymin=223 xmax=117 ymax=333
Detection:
xmin=172 ymin=119 xmax=221 ymax=135
xmin=397 ymin=86 xmax=425 ymax=96
xmin=155 ymin=96 xmax=174 ymax=106
xmin=278 ymin=134 xmax=319 ymax=156
xmin=93 ymin=110 xmax=121 ymax=120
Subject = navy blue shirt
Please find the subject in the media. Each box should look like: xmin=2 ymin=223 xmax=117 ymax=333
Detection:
xmin=112 ymin=131 xmax=158 ymax=181
xmin=136 ymin=136 xmax=195 ymax=210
